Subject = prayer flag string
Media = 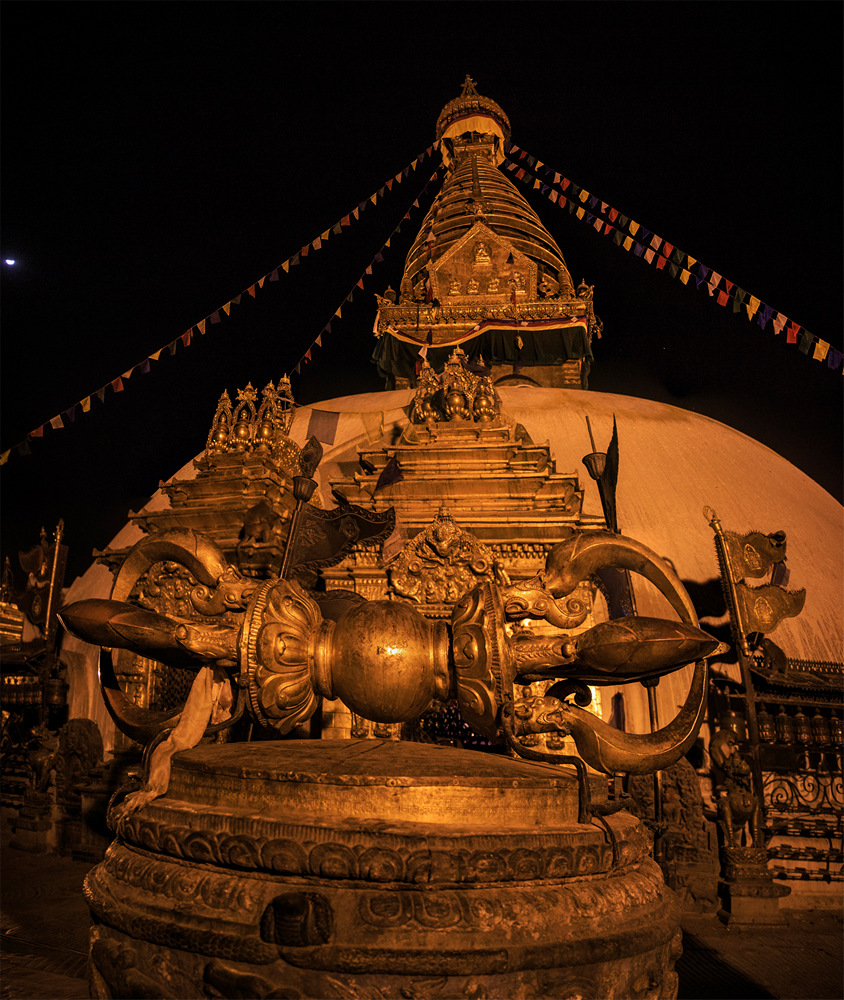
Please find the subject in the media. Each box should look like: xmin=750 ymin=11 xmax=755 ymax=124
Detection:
xmin=0 ymin=147 xmax=439 ymax=467
xmin=503 ymin=142 xmax=841 ymax=374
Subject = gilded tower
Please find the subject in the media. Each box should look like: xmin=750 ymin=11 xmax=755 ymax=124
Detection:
xmin=373 ymin=77 xmax=601 ymax=390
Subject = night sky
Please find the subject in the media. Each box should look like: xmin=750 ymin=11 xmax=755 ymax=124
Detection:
xmin=1 ymin=5 xmax=841 ymax=585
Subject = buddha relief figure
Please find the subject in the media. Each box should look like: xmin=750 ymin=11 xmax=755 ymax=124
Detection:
xmin=467 ymin=277 xmax=479 ymax=294
xmin=511 ymin=271 xmax=525 ymax=290
xmin=487 ymin=276 xmax=500 ymax=293
xmin=448 ymin=278 xmax=461 ymax=295
xmin=473 ymin=241 xmax=491 ymax=266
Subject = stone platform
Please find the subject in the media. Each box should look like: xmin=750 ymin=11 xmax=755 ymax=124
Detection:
xmin=84 ymin=739 xmax=680 ymax=999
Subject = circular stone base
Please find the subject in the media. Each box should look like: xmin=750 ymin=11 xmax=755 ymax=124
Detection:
xmin=86 ymin=740 xmax=681 ymax=999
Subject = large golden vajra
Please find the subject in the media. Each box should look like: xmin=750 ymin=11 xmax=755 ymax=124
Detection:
xmin=60 ymin=528 xmax=724 ymax=782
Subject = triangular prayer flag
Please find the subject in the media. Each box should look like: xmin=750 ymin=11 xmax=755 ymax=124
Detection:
xmin=198 ymin=319 xmax=206 ymax=334
xmin=168 ymin=341 xmax=178 ymax=356
xmin=341 ymin=215 xmax=350 ymax=227
xmin=356 ymin=278 xmax=365 ymax=289
xmin=386 ymin=179 xmax=393 ymax=190
xmin=353 ymin=206 xmax=360 ymax=220
xmin=601 ymin=202 xmax=608 ymax=214
xmin=335 ymin=306 xmax=342 ymax=318
xmin=30 ymin=425 xmax=44 ymax=438
xmin=96 ymin=388 xmax=107 ymax=403
xmin=304 ymin=349 xmax=311 ymax=363
xmin=772 ymin=313 xmax=787 ymax=336
xmin=181 ymin=330 xmax=192 ymax=347
xmin=258 ymin=277 xmax=265 ymax=288
xmin=370 ymin=193 xmax=378 ymax=205
xmin=81 ymin=396 xmax=92 ymax=412
xmin=686 ymin=256 xmax=696 ymax=268
xmin=210 ymin=310 xmax=221 ymax=323
xmin=50 ymin=415 xmax=63 ymax=430
xmin=0 ymin=450 xmax=9 ymax=466
xmin=533 ymin=178 xmax=541 ymax=190
xmin=365 ymin=266 xmax=372 ymax=275
xmin=222 ymin=302 xmax=231 ymax=316
xmin=315 ymin=334 xmax=322 ymax=348
xmin=812 ymin=339 xmax=830 ymax=362
xmin=756 ymin=304 xmax=774 ymax=329
xmin=745 ymin=295 xmax=760 ymax=320
xmin=122 ymin=368 xmax=134 ymax=380
xmin=269 ymin=269 xmax=279 ymax=281
xmin=247 ymin=285 xmax=256 ymax=297
xmin=139 ymin=359 xmax=150 ymax=374
xmin=231 ymin=294 xmax=241 ymax=306
xmin=111 ymin=376 xmax=124 ymax=392
xmin=150 ymin=349 xmax=163 ymax=361
xmin=603 ymin=223 xmax=612 ymax=236
xmin=680 ymin=269 xmax=691 ymax=284
xmin=282 ymin=261 xmax=290 ymax=273
xmin=321 ymin=230 xmax=330 ymax=240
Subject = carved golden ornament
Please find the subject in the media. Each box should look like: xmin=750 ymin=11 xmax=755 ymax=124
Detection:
xmin=59 ymin=529 xmax=725 ymax=784
xmin=390 ymin=508 xmax=496 ymax=606
xmin=205 ymin=379 xmax=298 ymax=463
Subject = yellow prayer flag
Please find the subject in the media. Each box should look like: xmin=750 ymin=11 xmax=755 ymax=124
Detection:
xmin=576 ymin=207 xmax=585 ymax=220
xmin=335 ymin=306 xmax=342 ymax=318
xmin=629 ymin=221 xmax=639 ymax=235
xmin=370 ymin=194 xmax=377 ymax=205
xmin=198 ymin=319 xmax=206 ymax=334
xmin=282 ymin=260 xmax=290 ymax=273
xmin=0 ymin=450 xmax=9 ymax=466
xmin=321 ymin=230 xmax=330 ymax=241
xmin=81 ymin=396 xmax=92 ymax=412
xmin=622 ymin=236 xmax=633 ymax=251
xmin=150 ymin=350 xmax=162 ymax=362
xmin=745 ymin=295 xmax=760 ymax=319
xmin=812 ymin=339 xmax=830 ymax=362
xmin=593 ymin=218 xmax=602 ymax=231
xmin=680 ymin=269 xmax=691 ymax=284
xmin=222 ymin=302 xmax=231 ymax=316
xmin=579 ymin=189 xmax=589 ymax=202
xmin=122 ymin=369 xmax=133 ymax=380
xmin=686 ymin=256 xmax=696 ymax=268
xmin=533 ymin=179 xmax=540 ymax=189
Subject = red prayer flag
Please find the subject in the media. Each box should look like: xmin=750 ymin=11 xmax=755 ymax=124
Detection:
xmin=786 ymin=323 xmax=800 ymax=344
xmin=662 ymin=242 xmax=673 ymax=257
xmin=247 ymin=285 xmax=256 ymax=297
xmin=609 ymin=208 xmax=618 ymax=223
xmin=111 ymin=377 xmax=124 ymax=393
xmin=603 ymin=223 xmax=612 ymax=236
xmin=31 ymin=425 xmax=44 ymax=438
xmin=655 ymin=257 xmax=667 ymax=270
xmin=717 ymin=290 xmax=729 ymax=307
xmin=181 ymin=330 xmax=192 ymax=347
xmin=301 ymin=245 xmax=309 ymax=257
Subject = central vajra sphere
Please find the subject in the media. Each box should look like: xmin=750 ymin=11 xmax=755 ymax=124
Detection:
xmin=60 ymin=528 xmax=726 ymax=780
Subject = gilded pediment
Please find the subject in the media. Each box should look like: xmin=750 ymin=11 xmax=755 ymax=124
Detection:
xmin=430 ymin=222 xmax=537 ymax=303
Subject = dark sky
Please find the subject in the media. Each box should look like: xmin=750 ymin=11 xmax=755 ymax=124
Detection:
xmin=1 ymin=5 xmax=841 ymax=584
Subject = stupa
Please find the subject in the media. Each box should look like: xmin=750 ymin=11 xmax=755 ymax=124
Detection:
xmin=48 ymin=79 xmax=842 ymax=995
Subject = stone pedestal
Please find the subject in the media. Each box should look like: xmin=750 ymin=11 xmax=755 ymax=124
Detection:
xmin=85 ymin=740 xmax=683 ymax=999
xmin=10 ymin=791 xmax=53 ymax=853
xmin=717 ymin=846 xmax=790 ymax=927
